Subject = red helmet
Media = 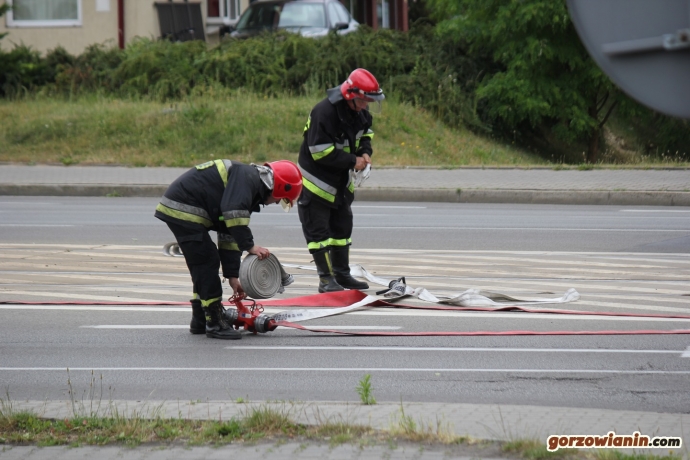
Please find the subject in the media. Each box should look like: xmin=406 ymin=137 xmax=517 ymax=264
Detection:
xmin=340 ymin=68 xmax=385 ymax=102
xmin=266 ymin=160 xmax=302 ymax=208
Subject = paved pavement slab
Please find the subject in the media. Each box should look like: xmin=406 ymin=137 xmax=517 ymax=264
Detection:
xmin=0 ymin=165 xmax=688 ymax=205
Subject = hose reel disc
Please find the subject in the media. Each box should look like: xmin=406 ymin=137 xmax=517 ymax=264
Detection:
xmin=163 ymin=242 xmax=184 ymax=257
xmin=239 ymin=254 xmax=283 ymax=299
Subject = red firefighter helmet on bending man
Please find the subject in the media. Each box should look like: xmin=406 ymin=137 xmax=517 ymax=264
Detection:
xmin=340 ymin=68 xmax=385 ymax=102
xmin=265 ymin=160 xmax=302 ymax=211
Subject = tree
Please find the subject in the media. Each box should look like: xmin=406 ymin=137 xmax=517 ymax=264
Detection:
xmin=427 ymin=0 xmax=619 ymax=163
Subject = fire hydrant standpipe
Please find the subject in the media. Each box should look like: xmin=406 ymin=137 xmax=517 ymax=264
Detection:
xmin=223 ymin=294 xmax=276 ymax=334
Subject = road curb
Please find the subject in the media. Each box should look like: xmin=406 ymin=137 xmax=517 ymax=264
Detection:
xmin=1 ymin=184 xmax=690 ymax=206
xmin=355 ymin=188 xmax=690 ymax=206
xmin=0 ymin=184 xmax=167 ymax=197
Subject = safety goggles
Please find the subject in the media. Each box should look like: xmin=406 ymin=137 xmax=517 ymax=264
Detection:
xmin=348 ymin=87 xmax=385 ymax=102
xmin=280 ymin=198 xmax=294 ymax=213
xmin=350 ymin=88 xmax=385 ymax=113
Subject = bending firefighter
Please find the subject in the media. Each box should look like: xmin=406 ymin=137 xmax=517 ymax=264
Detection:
xmin=297 ymin=68 xmax=385 ymax=293
xmin=155 ymin=159 xmax=302 ymax=339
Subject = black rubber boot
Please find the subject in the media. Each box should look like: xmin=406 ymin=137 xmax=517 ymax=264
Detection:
xmin=312 ymin=248 xmax=344 ymax=293
xmin=189 ymin=298 xmax=206 ymax=334
xmin=203 ymin=300 xmax=242 ymax=340
xmin=331 ymin=246 xmax=369 ymax=290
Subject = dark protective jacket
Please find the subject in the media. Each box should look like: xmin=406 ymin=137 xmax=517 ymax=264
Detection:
xmin=298 ymin=86 xmax=374 ymax=208
xmin=154 ymin=159 xmax=271 ymax=278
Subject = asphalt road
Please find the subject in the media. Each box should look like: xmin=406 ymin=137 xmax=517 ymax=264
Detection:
xmin=0 ymin=197 xmax=689 ymax=413
xmin=1 ymin=196 xmax=690 ymax=251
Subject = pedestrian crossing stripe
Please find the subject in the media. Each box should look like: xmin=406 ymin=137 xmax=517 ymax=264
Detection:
xmin=0 ymin=245 xmax=688 ymax=316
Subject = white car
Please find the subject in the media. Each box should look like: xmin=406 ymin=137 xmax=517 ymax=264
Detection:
xmin=230 ymin=0 xmax=359 ymax=39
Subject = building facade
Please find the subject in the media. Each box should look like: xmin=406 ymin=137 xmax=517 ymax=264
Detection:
xmin=0 ymin=0 xmax=408 ymax=55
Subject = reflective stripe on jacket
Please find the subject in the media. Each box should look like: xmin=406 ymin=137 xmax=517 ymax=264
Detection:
xmin=298 ymin=86 xmax=373 ymax=207
xmin=154 ymin=160 xmax=270 ymax=251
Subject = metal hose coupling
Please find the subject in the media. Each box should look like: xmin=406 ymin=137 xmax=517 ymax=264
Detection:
xmin=376 ymin=276 xmax=407 ymax=296
xmin=223 ymin=307 xmax=239 ymax=324
xmin=253 ymin=314 xmax=276 ymax=333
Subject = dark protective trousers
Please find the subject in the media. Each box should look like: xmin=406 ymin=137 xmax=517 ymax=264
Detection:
xmin=166 ymin=222 xmax=223 ymax=304
xmin=297 ymin=195 xmax=353 ymax=253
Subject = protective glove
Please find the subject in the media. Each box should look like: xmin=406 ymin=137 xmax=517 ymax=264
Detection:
xmin=353 ymin=164 xmax=371 ymax=187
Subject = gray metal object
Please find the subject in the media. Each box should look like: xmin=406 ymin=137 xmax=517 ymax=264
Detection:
xmin=567 ymin=0 xmax=690 ymax=118
xmin=163 ymin=242 xmax=184 ymax=257
xmin=239 ymin=254 xmax=283 ymax=299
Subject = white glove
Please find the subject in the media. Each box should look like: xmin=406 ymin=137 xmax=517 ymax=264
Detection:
xmin=353 ymin=164 xmax=371 ymax=187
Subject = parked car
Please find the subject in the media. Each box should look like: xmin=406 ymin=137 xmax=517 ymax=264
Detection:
xmin=229 ymin=0 xmax=358 ymax=39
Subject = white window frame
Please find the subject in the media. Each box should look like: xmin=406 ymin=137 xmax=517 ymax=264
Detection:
xmin=207 ymin=0 xmax=241 ymax=26
xmin=5 ymin=0 xmax=82 ymax=28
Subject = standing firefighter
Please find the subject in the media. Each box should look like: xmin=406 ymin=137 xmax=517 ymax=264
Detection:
xmin=297 ymin=68 xmax=385 ymax=293
xmin=155 ymin=159 xmax=302 ymax=339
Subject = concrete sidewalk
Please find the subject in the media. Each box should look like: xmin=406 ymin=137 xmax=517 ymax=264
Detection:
xmin=0 ymin=164 xmax=688 ymax=205
xmin=3 ymin=399 xmax=688 ymax=459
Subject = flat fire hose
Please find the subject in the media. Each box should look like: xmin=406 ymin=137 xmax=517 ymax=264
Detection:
xmin=282 ymin=263 xmax=581 ymax=307
xmin=255 ymin=290 xmax=690 ymax=335
xmin=3 ymin=291 xmax=690 ymax=335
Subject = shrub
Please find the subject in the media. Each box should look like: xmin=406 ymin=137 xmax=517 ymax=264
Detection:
xmin=54 ymin=43 xmax=123 ymax=95
xmin=0 ymin=44 xmax=51 ymax=97
xmin=114 ymin=38 xmax=206 ymax=99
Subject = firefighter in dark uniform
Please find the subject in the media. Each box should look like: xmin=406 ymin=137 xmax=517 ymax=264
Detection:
xmin=297 ymin=69 xmax=385 ymax=293
xmin=155 ymin=159 xmax=302 ymax=339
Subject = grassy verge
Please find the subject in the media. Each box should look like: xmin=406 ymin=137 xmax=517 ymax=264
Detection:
xmin=0 ymin=91 xmax=544 ymax=167
xmin=0 ymin=403 xmax=682 ymax=459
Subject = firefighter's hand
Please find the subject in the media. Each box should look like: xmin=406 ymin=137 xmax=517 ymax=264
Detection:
xmin=355 ymin=156 xmax=367 ymax=171
xmin=362 ymin=153 xmax=372 ymax=166
xmin=228 ymin=277 xmax=245 ymax=297
xmin=249 ymin=245 xmax=270 ymax=260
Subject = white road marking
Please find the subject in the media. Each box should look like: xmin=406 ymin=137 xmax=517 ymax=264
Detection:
xmin=82 ymin=325 xmax=401 ymax=330
xmin=351 ymin=206 xmax=427 ymax=209
xmin=1 ymin=367 xmax=688 ymax=375
xmin=225 ymin=346 xmax=684 ymax=355
xmin=1 ymin=305 xmax=688 ymax=323
xmin=342 ymin=309 xmax=690 ymax=322
xmin=0 ymin=224 xmax=75 ymax=227
xmin=281 ymin=326 xmax=401 ymax=330
xmin=620 ymin=210 xmax=690 ymax=213
xmin=2 ymin=246 xmax=688 ymax=327
xmin=569 ymin=300 xmax=690 ymax=314
xmin=344 ymin=227 xmax=690 ymax=233
xmin=0 ymin=306 xmax=188 ymax=312
xmin=349 ymin=261 xmax=690 ymax=280
xmin=0 ymin=290 xmax=159 ymax=303
xmin=682 ymin=346 xmax=690 ymax=358
xmin=0 ymin=244 xmax=688 ymax=256
xmin=82 ymin=325 xmax=189 ymax=329
xmin=14 ymin=274 xmax=185 ymax=286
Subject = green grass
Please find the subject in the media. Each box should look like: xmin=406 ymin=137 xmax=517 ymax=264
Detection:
xmin=0 ymin=391 xmax=683 ymax=459
xmin=355 ymin=374 xmax=376 ymax=405
xmin=1 ymin=407 xmax=682 ymax=460
xmin=1 ymin=92 xmax=687 ymax=168
xmin=0 ymin=91 xmax=543 ymax=167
